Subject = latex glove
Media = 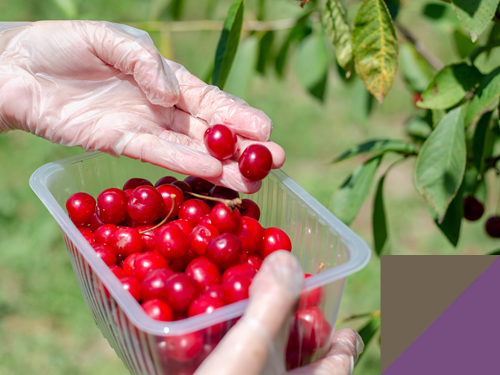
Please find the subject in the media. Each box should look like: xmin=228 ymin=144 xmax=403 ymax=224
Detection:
xmin=196 ymin=251 xmax=364 ymax=375
xmin=0 ymin=21 xmax=285 ymax=193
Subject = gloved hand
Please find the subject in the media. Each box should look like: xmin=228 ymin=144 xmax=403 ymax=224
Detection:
xmin=0 ymin=21 xmax=285 ymax=193
xmin=197 ymin=251 xmax=364 ymax=375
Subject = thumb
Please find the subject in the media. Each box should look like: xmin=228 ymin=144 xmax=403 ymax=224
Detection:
xmin=196 ymin=251 xmax=303 ymax=375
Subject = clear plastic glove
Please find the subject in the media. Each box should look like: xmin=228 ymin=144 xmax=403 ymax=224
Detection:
xmin=196 ymin=251 xmax=364 ymax=375
xmin=0 ymin=21 xmax=285 ymax=193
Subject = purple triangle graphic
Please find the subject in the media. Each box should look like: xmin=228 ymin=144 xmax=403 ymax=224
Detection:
xmin=382 ymin=256 xmax=500 ymax=375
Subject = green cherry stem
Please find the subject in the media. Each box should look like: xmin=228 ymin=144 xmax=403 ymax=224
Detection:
xmin=139 ymin=195 xmax=176 ymax=234
xmin=185 ymin=191 xmax=242 ymax=210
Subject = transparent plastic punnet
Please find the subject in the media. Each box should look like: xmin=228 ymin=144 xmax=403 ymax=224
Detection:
xmin=30 ymin=151 xmax=371 ymax=374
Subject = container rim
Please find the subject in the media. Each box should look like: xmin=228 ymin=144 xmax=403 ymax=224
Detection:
xmin=29 ymin=151 xmax=371 ymax=336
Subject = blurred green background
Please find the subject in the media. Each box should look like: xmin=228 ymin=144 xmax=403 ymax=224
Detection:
xmin=1 ymin=0 xmax=499 ymax=374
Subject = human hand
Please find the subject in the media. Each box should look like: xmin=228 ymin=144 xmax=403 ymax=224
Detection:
xmin=196 ymin=251 xmax=364 ymax=375
xmin=0 ymin=21 xmax=285 ymax=193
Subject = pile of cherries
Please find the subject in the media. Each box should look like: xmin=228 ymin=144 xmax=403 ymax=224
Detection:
xmin=66 ymin=174 xmax=330 ymax=371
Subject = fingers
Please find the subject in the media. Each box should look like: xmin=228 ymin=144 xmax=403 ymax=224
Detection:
xmin=197 ymin=251 xmax=303 ymax=375
xmin=168 ymin=60 xmax=273 ymax=142
xmin=83 ymin=21 xmax=180 ymax=107
xmin=287 ymin=329 xmax=364 ymax=375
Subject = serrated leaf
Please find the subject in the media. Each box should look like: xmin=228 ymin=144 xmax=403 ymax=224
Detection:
xmin=417 ymin=63 xmax=483 ymax=109
xmin=473 ymin=111 xmax=492 ymax=173
xmin=465 ymin=67 xmax=500 ymax=125
xmin=256 ymin=30 xmax=274 ymax=74
xmin=323 ymin=0 xmax=353 ymax=75
xmin=453 ymin=28 xmax=477 ymax=58
xmin=224 ymin=36 xmax=258 ymax=99
xmin=295 ymin=33 xmax=328 ymax=102
xmin=357 ymin=315 xmax=381 ymax=361
xmin=213 ymin=0 xmax=245 ymax=90
xmin=373 ymin=174 xmax=388 ymax=256
xmin=430 ymin=182 xmax=464 ymax=247
xmin=333 ymin=139 xmax=416 ymax=163
xmin=399 ymin=43 xmax=435 ymax=93
xmin=415 ymin=107 xmax=466 ymax=222
xmin=331 ymin=155 xmax=383 ymax=226
xmin=451 ymin=0 xmax=500 ymax=42
xmin=352 ymin=0 xmax=398 ymax=103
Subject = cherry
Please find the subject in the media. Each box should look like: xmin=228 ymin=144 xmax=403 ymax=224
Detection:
xmin=119 ymin=276 xmax=141 ymax=301
xmin=109 ymin=265 xmax=127 ymax=278
xmin=222 ymin=274 xmax=253 ymax=304
xmin=179 ymin=199 xmax=211 ymax=225
xmin=203 ymin=284 xmax=225 ymax=300
xmin=168 ymin=250 xmax=197 ymax=273
xmin=235 ymin=216 xmax=264 ymax=254
xmin=485 ymin=216 xmax=500 ymax=238
xmin=463 ymin=196 xmax=485 ymax=221
xmin=206 ymin=233 xmax=243 ymax=270
xmin=133 ymin=252 xmax=169 ymax=281
xmin=127 ymin=185 xmax=164 ymax=224
xmin=209 ymin=186 xmax=240 ymax=201
xmin=259 ymin=227 xmax=292 ymax=259
xmin=203 ymin=124 xmax=237 ymax=160
xmin=66 ymin=192 xmax=96 ymax=226
xmin=300 ymin=273 xmax=322 ymax=308
xmin=413 ymin=92 xmax=423 ymax=106
xmin=140 ymin=268 xmax=175 ymax=301
xmin=172 ymin=180 xmax=193 ymax=194
xmin=169 ymin=219 xmax=196 ymax=237
xmin=122 ymin=216 xmax=140 ymax=228
xmin=164 ymin=273 xmax=201 ymax=313
xmin=82 ymin=231 xmax=95 ymax=245
xmin=189 ymin=223 xmax=220 ymax=256
xmin=124 ymin=189 xmax=134 ymax=197
xmin=141 ymin=299 xmax=174 ymax=321
xmin=188 ymin=295 xmax=225 ymax=317
xmin=210 ymin=203 xmax=241 ymax=234
xmin=157 ymin=184 xmax=184 ymax=220
xmin=123 ymin=178 xmax=153 ymax=191
xmin=96 ymin=188 xmax=129 ymax=224
xmin=155 ymin=176 xmax=178 ymax=188
xmin=90 ymin=212 xmax=105 ymax=232
xmin=184 ymin=177 xmax=214 ymax=194
xmin=238 ymin=144 xmax=273 ymax=181
xmin=289 ymin=307 xmax=331 ymax=354
xmin=156 ymin=224 xmax=190 ymax=260
xmin=247 ymin=254 xmax=263 ymax=271
xmin=222 ymin=264 xmax=256 ymax=283
xmin=185 ymin=257 xmax=221 ymax=288
xmin=136 ymin=224 xmax=157 ymax=252
xmin=78 ymin=227 xmax=92 ymax=234
xmin=94 ymin=224 xmax=118 ymax=244
xmin=92 ymin=244 xmax=117 ymax=266
xmin=158 ymin=331 xmax=204 ymax=362
xmin=122 ymin=252 xmax=141 ymax=277
xmin=110 ymin=227 xmax=144 ymax=256
xmin=198 ymin=214 xmax=213 ymax=226
xmin=238 ymin=199 xmax=261 ymax=221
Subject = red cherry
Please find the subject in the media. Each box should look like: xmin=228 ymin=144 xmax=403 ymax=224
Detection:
xmin=413 ymin=92 xmax=423 ymax=106
xmin=235 ymin=216 xmax=264 ymax=254
xmin=206 ymin=233 xmax=243 ymax=270
xmin=247 ymin=255 xmax=263 ymax=271
xmin=96 ymin=188 xmax=129 ymax=224
xmin=66 ymin=192 xmax=96 ymax=226
xmin=300 ymin=274 xmax=323 ymax=308
xmin=124 ymin=189 xmax=134 ymax=197
xmin=140 ymin=268 xmax=174 ymax=301
xmin=122 ymin=216 xmax=140 ymax=228
xmin=222 ymin=264 xmax=256 ymax=283
xmin=110 ymin=227 xmax=144 ymax=256
xmin=119 ymin=276 xmax=141 ymax=301
xmin=90 ymin=212 xmax=105 ymax=232
xmin=209 ymin=186 xmax=240 ymax=200
xmin=188 ymin=295 xmax=225 ymax=317
xmin=168 ymin=250 xmax=197 ymax=273
xmin=204 ymin=124 xmax=238 ymax=160
xmin=164 ymin=273 xmax=201 ymax=313
xmin=157 ymin=184 xmax=184 ymax=221
xmin=122 ymin=252 xmax=141 ymax=277
xmin=259 ymin=227 xmax=292 ymax=259
xmin=92 ymin=244 xmax=117 ymax=266
xmin=133 ymin=252 xmax=169 ymax=281
xmin=203 ymin=284 xmax=225 ymax=300
xmin=109 ymin=265 xmax=127 ymax=278
xmin=136 ymin=224 xmax=157 ymax=252
xmin=156 ymin=224 xmax=190 ymax=260
xmin=198 ymin=214 xmax=213 ymax=226
xmin=82 ymin=231 xmax=95 ymax=245
xmin=78 ymin=227 xmax=92 ymax=234
xmin=123 ymin=178 xmax=153 ymax=191
xmin=184 ymin=176 xmax=214 ymax=194
xmin=157 ymin=331 xmax=204 ymax=362
xmin=485 ymin=216 xmax=500 ymax=238
xmin=238 ymin=144 xmax=273 ymax=181
xmin=185 ymin=257 xmax=221 ymax=288
xmin=210 ymin=203 xmax=241 ymax=234
xmin=94 ymin=224 xmax=118 ymax=244
xmin=222 ymin=274 xmax=253 ymax=304
xmin=463 ymin=196 xmax=485 ymax=221
xmin=172 ymin=180 xmax=193 ymax=194
xmin=141 ymin=299 xmax=174 ymax=321
xmin=289 ymin=307 xmax=331 ymax=354
xmin=239 ymin=199 xmax=261 ymax=221
xmin=127 ymin=185 xmax=164 ymax=224
xmin=179 ymin=199 xmax=211 ymax=225
xmin=189 ymin=223 xmax=220 ymax=256
xmin=169 ymin=219 xmax=196 ymax=237
xmin=155 ymin=176 xmax=178 ymax=188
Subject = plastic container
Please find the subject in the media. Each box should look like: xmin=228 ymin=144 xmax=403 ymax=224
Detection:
xmin=30 ymin=151 xmax=371 ymax=374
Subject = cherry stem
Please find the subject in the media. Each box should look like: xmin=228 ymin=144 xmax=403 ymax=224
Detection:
xmin=317 ymin=263 xmax=325 ymax=274
xmin=139 ymin=195 xmax=176 ymax=234
xmin=186 ymin=191 xmax=242 ymax=210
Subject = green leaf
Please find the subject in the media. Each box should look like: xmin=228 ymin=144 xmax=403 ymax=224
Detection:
xmin=417 ymin=63 xmax=483 ymax=109
xmin=451 ymin=0 xmax=500 ymax=42
xmin=473 ymin=111 xmax=492 ymax=173
xmin=465 ymin=67 xmax=500 ymax=125
xmin=399 ymin=43 xmax=435 ymax=93
xmin=331 ymin=155 xmax=383 ymax=226
xmin=213 ymin=0 xmax=245 ymax=90
xmin=406 ymin=116 xmax=433 ymax=139
xmin=357 ymin=315 xmax=381 ymax=361
xmin=295 ymin=33 xmax=328 ymax=102
xmin=423 ymin=2 xmax=448 ymax=20
xmin=373 ymin=174 xmax=388 ymax=256
xmin=487 ymin=249 xmax=500 ymax=255
xmin=333 ymin=139 xmax=416 ymax=163
xmin=323 ymin=0 xmax=353 ymax=76
xmin=169 ymin=0 xmax=184 ymax=20
xmin=453 ymin=28 xmax=477 ymax=58
xmin=430 ymin=182 xmax=464 ymax=247
xmin=257 ymin=0 xmax=265 ymax=21
xmin=352 ymin=0 xmax=399 ymax=103
xmin=224 ymin=36 xmax=259 ymax=99
xmin=205 ymin=0 xmax=218 ymax=19
xmin=432 ymin=109 xmax=446 ymax=127
xmin=415 ymin=107 xmax=466 ymax=222
xmin=256 ymin=30 xmax=274 ymax=74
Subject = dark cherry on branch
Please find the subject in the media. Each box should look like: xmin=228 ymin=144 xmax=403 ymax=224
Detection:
xmin=238 ymin=144 xmax=273 ymax=181
xmin=127 ymin=185 xmax=164 ymax=224
xmin=155 ymin=176 xmax=178 ymax=188
xmin=66 ymin=192 xmax=96 ymax=226
xmin=172 ymin=180 xmax=193 ymax=194
xmin=209 ymin=186 xmax=240 ymax=200
xmin=463 ymin=196 xmax=485 ymax=221
xmin=485 ymin=216 xmax=500 ymax=238
xmin=203 ymin=124 xmax=238 ymax=160
xmin=184 ymin=176 xmax=214 ymax=194
xmin=123 ymin=178 xmax=153 ymax=191
xmin=96 ymin=188 xmax=129 ymax=224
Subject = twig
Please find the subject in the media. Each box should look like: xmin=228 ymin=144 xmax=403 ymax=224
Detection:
xmin=395 ymin=21 xmax=445 ymax=71
xmin=336 ymin=310 xmax=380 ymax=325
